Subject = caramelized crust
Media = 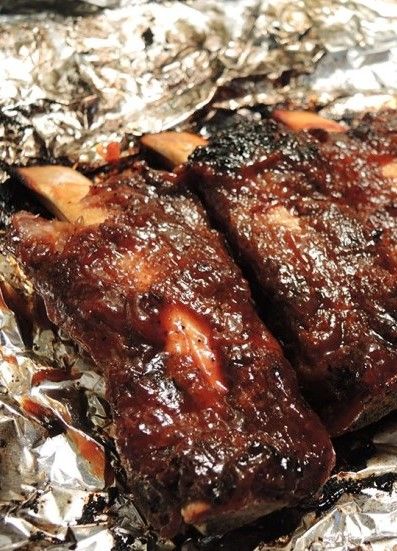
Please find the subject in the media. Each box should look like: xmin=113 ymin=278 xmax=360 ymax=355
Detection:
xmin=8 ymin=162 xmax=334 ymax=536
xmin=185 ymin=110 xmax=397 ymax=436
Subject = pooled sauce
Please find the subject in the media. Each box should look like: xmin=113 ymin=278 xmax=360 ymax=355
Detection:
xmin=67 ymin=428 xmax=106 ymax=481
xmin=21 ymin=395 xmax=110 ymax=483
xmin=312 ymin=472 xmax=397 ymax=516
xmin=20 ymin=397 xmax=63 ymax=435
xmin=31 ymin=368 xmax=75 ymax=386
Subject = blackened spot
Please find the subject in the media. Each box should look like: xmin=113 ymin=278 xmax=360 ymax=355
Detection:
xmin=78 ymin=494 xmax=108 ymax=525
xmin=142 ymin=27 xmax=154 ymax=47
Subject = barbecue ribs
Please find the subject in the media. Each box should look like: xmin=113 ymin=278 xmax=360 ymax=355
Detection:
xmin=183 ymin=109 xmax=397 ymax=436
xmin=7 ymin=162 xmax=334 ymax=536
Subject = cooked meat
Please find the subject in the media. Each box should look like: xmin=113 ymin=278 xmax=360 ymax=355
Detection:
xmin=7 ymin=162 xmax=334 ymax=537
xmin=184 ymin=109 xmax=397 ymax=436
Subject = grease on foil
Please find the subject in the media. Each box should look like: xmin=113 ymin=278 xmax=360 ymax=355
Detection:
xmin=1 ymin=1 xmax=397 ymax=550
xmin=0 ymin=254 xmax=149 ymax=550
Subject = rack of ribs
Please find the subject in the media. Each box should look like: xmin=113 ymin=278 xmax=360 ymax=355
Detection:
xmin=7 ymin=161 xmax=334 ymax=537
xmin=179 ymin=109 xmax=397 ymax=436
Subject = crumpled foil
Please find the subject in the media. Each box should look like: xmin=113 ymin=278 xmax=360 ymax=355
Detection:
xmin=0 ymin=0 xmax=397 ymax=549
xmin=1 ymin=0 xmax=397 ymax=168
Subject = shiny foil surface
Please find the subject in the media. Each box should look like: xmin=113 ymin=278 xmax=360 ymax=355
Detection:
xmin=0 ymin=1 xmax=397 ymax=549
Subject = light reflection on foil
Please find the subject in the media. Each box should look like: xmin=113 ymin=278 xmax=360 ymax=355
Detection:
xmin=0 ymin=0 xmax=396 ymax=168
xmin=0 ymin=254 xmax=149 ymax=550
xmin=0 ymin=0 xmax=397 ymax=549
xmin=263 ymin=483 xmax=397 ymax=551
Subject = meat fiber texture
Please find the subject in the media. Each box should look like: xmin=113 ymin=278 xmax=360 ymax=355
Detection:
xmin=185 ymin=110 xmax=397 ymax=436
xmin=7 ymin=162 xmax=334 ymax=537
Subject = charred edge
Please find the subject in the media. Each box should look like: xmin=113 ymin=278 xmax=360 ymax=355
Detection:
xmin=188 ymin=119 xmax=318 ymax=175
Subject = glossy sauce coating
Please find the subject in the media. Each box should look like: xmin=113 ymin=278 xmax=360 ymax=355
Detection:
xmin=186 ymin=110 xmax=397 ymax=436
xmin=8 ymin=162 xmax=334 ymax=536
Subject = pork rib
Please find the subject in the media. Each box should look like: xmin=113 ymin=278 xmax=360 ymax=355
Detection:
xmin=184 ymin=110 xmax=397 ymax=436
xmin=7 ymin=162 xmax=334 ymax=536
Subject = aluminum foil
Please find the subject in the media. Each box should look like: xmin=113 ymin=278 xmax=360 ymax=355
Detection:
xmin=1 ymin=0 xmax=397 ymax=168
xmin=1 ymin=0 xmax=397 ymax=549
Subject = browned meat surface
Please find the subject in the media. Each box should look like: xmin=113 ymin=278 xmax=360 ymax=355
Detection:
xmin=7 ymin=162 xmax=334 ymax=537
xmin=185 ymin=110 xmax=397 ymax=436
